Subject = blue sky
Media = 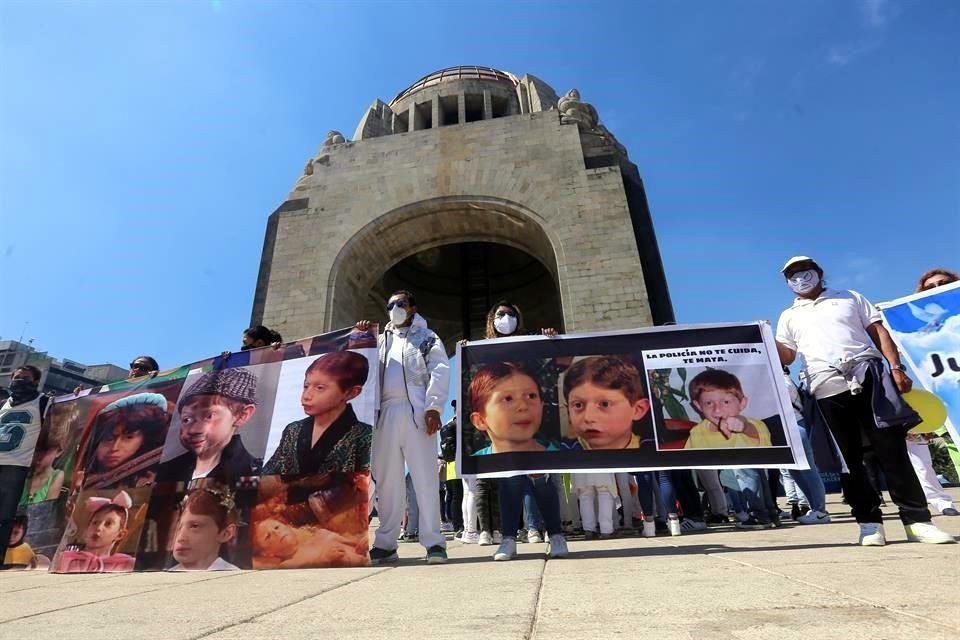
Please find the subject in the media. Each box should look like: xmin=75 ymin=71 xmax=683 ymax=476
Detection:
xmin=1 ymin=0 xmax=958 ymax=375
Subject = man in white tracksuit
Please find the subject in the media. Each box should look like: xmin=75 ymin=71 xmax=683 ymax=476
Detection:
xmin=357 ymin=290 xmax=450 ymax=564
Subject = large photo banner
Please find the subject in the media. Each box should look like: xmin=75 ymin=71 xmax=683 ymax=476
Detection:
xmin=9 ymin=326 xmax=378 ymax=573
xmin=456 ymin=322 xmax=808 ymax=477
xmin=880 ymin=281 xmax=960 ymax=444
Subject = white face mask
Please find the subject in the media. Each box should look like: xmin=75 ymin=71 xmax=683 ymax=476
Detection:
xmin=787 ymin=269 xmax=820 ymax=295
xmin=493 ymin=314 xmax=518 ymax=335
xmin=389 ymin=306 xmax=408 ymax=327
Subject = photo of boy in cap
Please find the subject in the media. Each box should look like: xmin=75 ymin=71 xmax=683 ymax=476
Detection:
xmin=157 ymin=368 xmax=262 ymax=483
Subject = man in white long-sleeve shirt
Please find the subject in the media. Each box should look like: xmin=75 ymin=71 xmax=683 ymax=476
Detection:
xmin=356 ymin=290 xmax=450 ymax=564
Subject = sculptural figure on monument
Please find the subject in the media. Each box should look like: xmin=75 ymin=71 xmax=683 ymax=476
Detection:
xmin=322 ymin=130 xmax=347 ymax=147
xmin=558 ymin=89 xmax=599 ymax=130
xmin=293 ymin=159 xmax=315 ymax=191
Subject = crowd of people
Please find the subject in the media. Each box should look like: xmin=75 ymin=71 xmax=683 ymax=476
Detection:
xmin=1 ymin=259 xmax=958 ymax=568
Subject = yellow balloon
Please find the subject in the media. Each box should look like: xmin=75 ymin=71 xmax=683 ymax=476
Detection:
xmin=902 ymin=389 xmax=948 ymax=434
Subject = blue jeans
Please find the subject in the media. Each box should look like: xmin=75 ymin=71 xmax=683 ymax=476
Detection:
xmin=500 ymin=475 xmax=562 ymax=538
xmin=733 ymin=468 xmax=777 ymax=521
xmin=657 ymin=470 xmax=704 ymax=519
xmin=633 ymin=471 xmax=656 ymax=517
xmin=781 ymin=421 xmax=827 ymax=512
xmin=524 ymin=488 xmax=545 ymax=531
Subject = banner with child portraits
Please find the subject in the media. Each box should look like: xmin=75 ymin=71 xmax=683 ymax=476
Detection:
xmin=879 ymin=281 xmax=960 ymax=444
xmin=6 ymin=325 xmax=378 ymax=573
xmin=456 ymin=322 xmax=809 ymax=477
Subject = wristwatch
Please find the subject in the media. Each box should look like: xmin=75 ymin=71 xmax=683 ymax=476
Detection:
xmin=891 ymin=364 xmax=907 ymax=372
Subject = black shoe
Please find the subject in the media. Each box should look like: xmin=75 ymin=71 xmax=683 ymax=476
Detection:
xmin=790 ymin=503 xmax=801 ymax=520
xmin=370 ymin=547 xmax=398 ymax=564
xmin=402 ymin=533 xmax=419 ymax=543
xmin=941 ymin=507 xmax=960 ymax=516
xmin=736 ymin=517 xmax=767 ymax=530
xmin=515 ymin=529 xmax=529 ymax=543
xmin=654 ymin=518 xmax=668 ymax=534
xmin=583 ymin=531 xmax=599 ymax=540
xmin=705 ymin=513 xmax=729 ymax=525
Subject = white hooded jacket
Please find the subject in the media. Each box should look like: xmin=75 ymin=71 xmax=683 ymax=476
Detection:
xmin=378 ymin=313 xmax=450 ymax=429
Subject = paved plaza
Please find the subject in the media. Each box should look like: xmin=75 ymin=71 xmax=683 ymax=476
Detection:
xmin=2 ymin=491 xmax=958 ymax=640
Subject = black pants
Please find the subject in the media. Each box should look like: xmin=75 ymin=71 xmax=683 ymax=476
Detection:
xmin=816 ymin=371 xmax=930 ymax=525
xmin=476 ymin=478 xmax=500 ymax=532
xmin=444 ymin=479 xmax=463 ymax=530
xmin=0 ymin=465 xmax=29 ymax=564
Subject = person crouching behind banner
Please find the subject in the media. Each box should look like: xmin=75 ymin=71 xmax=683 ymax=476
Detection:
xmin=83 ymin=394 xmax=170 ymax=489
xmin=264 ymin=351 xmax=372 ymax=475
xmin=468 ymin=359 xmax=568 ymax=561
xmin=355 ymin=290 xmax=450 ymax=565
xmin=169 ymin=485 xmax=240 ymax=571
xmin=158 ymin=369 xmax=261 ymax=484
xmin=562 ymin=356 xmax=654 ymax=538
xmin=55 ymin=491 xmax=135 ymax=573
xmin=775 ymin=255 xmax=954 ymax=545
xmin=684 ymin=369 xmax=772 ymax=449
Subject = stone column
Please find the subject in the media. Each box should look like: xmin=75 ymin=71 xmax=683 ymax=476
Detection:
xmin=457 ymin=92 xmax=466 ymax=124
xmin=408 ymin=103 xmax=417 ymax=132
xmin=432 ymin=95 xmax=440 ymax=128
xmin=482 ymin=89 xmax=493 ymax=120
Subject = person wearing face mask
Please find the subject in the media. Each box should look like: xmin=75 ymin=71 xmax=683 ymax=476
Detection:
xmin=354 ymin=290 xmax=451 ymax=565
xmin=1 ymin=366 xmax=49 ymax=566
xmin=775 ymin=256 xmax=954 ymax=546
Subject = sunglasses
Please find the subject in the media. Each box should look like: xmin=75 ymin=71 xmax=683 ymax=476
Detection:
xmin=130 ymin=362 xmax=151 ymax=371
xmin=386 ymin=300 xmax=408 ymax=311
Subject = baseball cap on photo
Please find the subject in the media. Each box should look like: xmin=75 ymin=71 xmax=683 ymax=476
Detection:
xmin=781 ymin=256 xmax=817 ymax=273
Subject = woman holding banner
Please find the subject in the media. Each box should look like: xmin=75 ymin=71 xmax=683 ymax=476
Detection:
xmin=468 ymin=301 xmax=569 ymax=561
xmin=903 ymin=268 xmax=959 ymax=516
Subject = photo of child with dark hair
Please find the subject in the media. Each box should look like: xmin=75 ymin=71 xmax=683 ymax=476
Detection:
xmin=168 ymin=482 xmax=241 ymax=571
xmin=82 ymin=393 xmax=171 ymax=489
xmin=53 ymin=489 xmax=148 ymax=573
xmin=157 ymin=368 xmax=262 ymax=483
xmin=251 ymin=474 xmax=369 ymax=569
xmin=561 ymin=355 xmax=652 ymax=450
xmin=468 ymin=361 xmax=559 ymax=455
xmin=2 ymin=514 xmax=36 ymax=569
xmin=22 ymin=422 xmax=67 ymax=504
xmin=264 ymin=351 xmax=372 ymax=474
xmin=685 ymin=369 xmax=772 ymax=449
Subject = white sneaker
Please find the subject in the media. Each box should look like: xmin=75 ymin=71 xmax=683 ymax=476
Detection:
xmin=547 ymin=534 xmax=568 ymax=558
xmin=527 ymin=529 xmax=542 ymax=544
xmin=494 ymin=538 xmax=517 ymax=561
xmin=904 ymin=522 xmax=956 ymax=544
xmin=478 ymin=530 xmax=493 ymax=546
xmin=461 ymin=531 xmax=480 ymax=544
xmin=492 ymin=530 xmax=503 ymax=544
xmin=797 ymin=510 xmax=832 ymax=525
xmin=641 ymin=519 xmax=656 ymax=538
xmin=668 ymin=516 xmax=682 ymax=537
xmin=858 ymin=523 xmax=886 ymax=546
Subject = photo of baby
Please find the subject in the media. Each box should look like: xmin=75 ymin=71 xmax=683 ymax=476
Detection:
xmin=467 ymin=361 xmax=559 ymax=455
xmin=80 ymin=392 xmax=174 ymax=489
xmin=648 ymin=365 xmax=785 ymax=451
xmin=264 ymin=351 xmax=373 ymax=475
xmin=158 ymin=365 xmax=280 ymax=483
xmin=251 ymin=474 xmax=369 ymax=569
xmin=560 ymin=355 xmax=652 ymax=450
xmin=52 ymin=487 xmax=150 ymax=573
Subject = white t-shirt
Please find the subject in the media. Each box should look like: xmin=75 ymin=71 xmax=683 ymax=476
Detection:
xmin=381 ymin=328 xmax=409 ymax=401
xmin=775 ymin=289 xmax=883 ymax=399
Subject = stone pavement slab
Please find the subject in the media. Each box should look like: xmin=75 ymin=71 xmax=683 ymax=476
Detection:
xmin=1 ymin=491 xmax=958 ymax=640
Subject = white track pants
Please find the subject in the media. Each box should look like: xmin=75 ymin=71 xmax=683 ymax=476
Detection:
xmin=906 ymin=440 xmax=955 ymax=513
xmin=578 ymin=486 xmax=615 ymax=535
xmin=462 ymin=476 xmax=478 ymax=534
xmin=372 ymin=399 xmax=445 ymax=551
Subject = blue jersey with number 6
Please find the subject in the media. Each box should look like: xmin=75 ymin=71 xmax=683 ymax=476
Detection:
xmin=0 ymin=396 xmax=43 ymax=467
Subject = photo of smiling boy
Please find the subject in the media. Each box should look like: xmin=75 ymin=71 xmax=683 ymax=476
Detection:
xmin=468 ymin=362 xmax=558 ymax=455
xmin=168 ymin=484 xmax=240 ymax=571
xmin=684 ymin=369 xmax=772 ymax=449
xmin=157 ymin=368 xmax=261 ymax=483
xmin=264 ymin=351 xmax=372 ymax=475
xmin=562 ymin=356 xmax=651 ymax=450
